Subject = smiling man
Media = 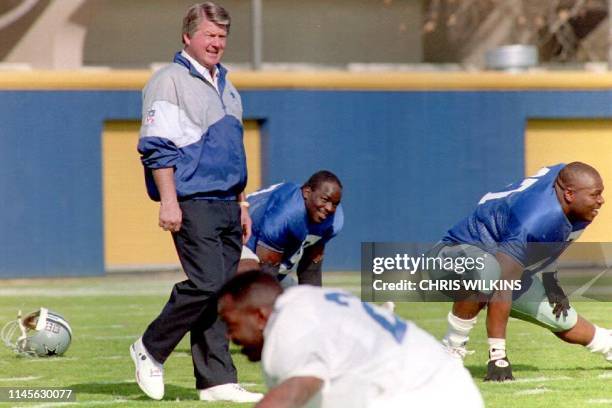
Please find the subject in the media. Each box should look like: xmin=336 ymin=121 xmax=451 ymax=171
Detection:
xmin=133 ymin=2 xmax=260 ymax=403
xmin=430 ymin=162 xmax=611 ymax=381
xmin=238 ymin=170 xmax=344 ymax=286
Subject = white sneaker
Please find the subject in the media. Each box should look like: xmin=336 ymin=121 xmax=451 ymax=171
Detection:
xmin=442 ymin=338 xmax=475 ymax=360
xmin=198 ymin=383 xmax=263 ymax=403
xmin=130 ymin=337 xmax=164 ymax=400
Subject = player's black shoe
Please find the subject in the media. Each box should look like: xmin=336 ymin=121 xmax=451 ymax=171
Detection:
xmin=484 ymin=356 xmax=514 ymax=382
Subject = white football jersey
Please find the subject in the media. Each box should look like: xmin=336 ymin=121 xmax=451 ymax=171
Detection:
xmin=262 ymin=286 xmax=483 ymax=408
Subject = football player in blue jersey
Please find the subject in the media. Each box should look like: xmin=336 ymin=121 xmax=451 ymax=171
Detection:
xmin=237 ymin=170 xmax=343 ymax=286
xmin=431 ymin=162 xmax=611 ymax=381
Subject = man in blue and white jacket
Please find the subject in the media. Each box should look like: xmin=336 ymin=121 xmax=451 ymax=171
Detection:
xmin=131 ymin=2 xmax=261 ymax=404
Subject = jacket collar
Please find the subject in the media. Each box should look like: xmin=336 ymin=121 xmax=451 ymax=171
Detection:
xmin=173 ymin=51 xmax=228 ymax=88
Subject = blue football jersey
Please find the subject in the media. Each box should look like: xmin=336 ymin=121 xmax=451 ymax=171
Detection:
xmin=246 ymin=183 xmax=344 ymax=270
xmin=443 ymin=164 xmax=589 ymax=271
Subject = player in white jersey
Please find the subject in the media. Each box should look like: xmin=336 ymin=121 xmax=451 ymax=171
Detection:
xmin=218 ymin=270 xmax=484 ymax=408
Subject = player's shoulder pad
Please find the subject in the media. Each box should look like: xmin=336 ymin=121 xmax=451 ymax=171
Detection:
xmin=332 ymin=204 xmax=344 ymax=233
xmin=270 ymin=184 xmax=305 ymax=217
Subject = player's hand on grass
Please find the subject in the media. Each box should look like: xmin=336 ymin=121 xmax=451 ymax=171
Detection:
xmin=542 ymin=272 xmax=570 ymax=318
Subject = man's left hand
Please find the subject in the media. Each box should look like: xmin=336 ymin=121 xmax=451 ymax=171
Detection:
xmin=240 ymin=205 xmax=252 ymax=244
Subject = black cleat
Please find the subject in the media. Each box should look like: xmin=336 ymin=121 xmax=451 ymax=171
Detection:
xmin=484 ymin=357 xmax=514 ymax=382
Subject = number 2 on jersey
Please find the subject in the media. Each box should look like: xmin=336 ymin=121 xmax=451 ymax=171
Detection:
xmin=325 ymin=292 xmax=407 ymax=344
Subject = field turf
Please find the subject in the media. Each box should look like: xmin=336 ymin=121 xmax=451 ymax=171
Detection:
xmin=0 ymin=272 xmax=609 ymax=407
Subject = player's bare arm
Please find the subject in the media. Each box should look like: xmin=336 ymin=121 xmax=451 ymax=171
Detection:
xmin=238 ymin=192 xmax=252 ymax=244
xmin=296 ymin=242 xmax=325 ymax=286
xmin=237 ymin=244 xmax=284 ymax=275
xmin=152 ymin=168 xmax=182 ymax=232
xmin=304 ymin=242 xmax=325 ymax=264
xmin=256 ymin=245 xmax=284 ymax=275
xmin=255 ymin=377 xmax=323 ymax=408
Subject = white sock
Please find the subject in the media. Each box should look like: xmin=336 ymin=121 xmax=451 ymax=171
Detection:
xmin=586 ymin=325 xmax=610 ymax=354
xmin=488 ymin=338 xmax=507 ymax=360
xmin=444 ymin=312 xmax=477 ymax=347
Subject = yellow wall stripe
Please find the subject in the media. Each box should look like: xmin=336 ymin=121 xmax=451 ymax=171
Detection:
xmin=102 ymin=121 xmax=179 ymax=267
xmin=525 ymin=119 xmax=612 ymax=243
xmin=243 ymin=120 xmax=262 ymax=194
xmin=4 ymin=70 xmax=612 ymax=90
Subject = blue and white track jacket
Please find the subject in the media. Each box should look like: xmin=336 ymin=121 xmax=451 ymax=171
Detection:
xmin=138 ymin=52 xmax=247 ymax=201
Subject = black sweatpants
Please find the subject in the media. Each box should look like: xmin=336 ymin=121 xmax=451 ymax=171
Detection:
xmin=142 ymin=199 xmax=242 ymax=389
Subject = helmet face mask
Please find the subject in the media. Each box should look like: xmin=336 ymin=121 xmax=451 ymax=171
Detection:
xmin=1 ymin=308 xmax=72 ymax=357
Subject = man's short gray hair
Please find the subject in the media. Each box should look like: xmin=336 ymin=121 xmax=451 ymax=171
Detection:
xmin=182 ymin=2 xmax=231 ymax=43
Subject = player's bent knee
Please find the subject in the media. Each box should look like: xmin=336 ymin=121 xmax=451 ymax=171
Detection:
xmin=516 ymin=300 xmax=579 ymax=332
xmin=547 ymin=307 xmax=579 ymax=332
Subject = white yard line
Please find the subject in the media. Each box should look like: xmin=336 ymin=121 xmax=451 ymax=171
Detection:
xmin=597 ymin=372 xmax=612 ymax=379
xmin=79 ymin=325 xmax=125 ymax=330
xmin=514 ymin=376 xmax=571 ymax=383
xmin=0 ymin=376 xmax=42 ymax=382
xmin=91 ymin=356 xmax=125 ymax=360
xmin=586 ymin=399 xmax=612 ymax=405
xmin=168 ymin=353 xmax=191 ymax=358
xmin=20 ymin=399 xmax=129 ymax=408
xmin=14 ymin=403 xmax=76 ymax=408
xmin=25 ymin=357 xmax=78 ymax=363
xmin=240 ymin=382 xmax=261 ymax=387
xmin=515 ymin=388 xmax=551 ymax=395
xmin=79 ymin=335 xmax=139 ymax=340
xmin=0 ymin=288 xmax=171 ymax=297
xmin=489 ymin=376 xmax=571 ymax=384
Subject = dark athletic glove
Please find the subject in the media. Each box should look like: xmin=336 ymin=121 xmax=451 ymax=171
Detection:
xmin=542 ymin=272 xmax=570 ymax=319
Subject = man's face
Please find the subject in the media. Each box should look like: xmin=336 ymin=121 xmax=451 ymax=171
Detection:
xmin=303 ymin=181 xmax=342 ymax=223
xmin=183 ymin=19 xmax=227 ymax=71
xmin=566 ymin=173 xmax=605 ymax=222
xmin=219 ymin=296 xmax=265 ymax=362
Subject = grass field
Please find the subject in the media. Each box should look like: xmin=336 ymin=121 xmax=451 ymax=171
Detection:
xmin=0 ymin=271 xmax=610 ymax=408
